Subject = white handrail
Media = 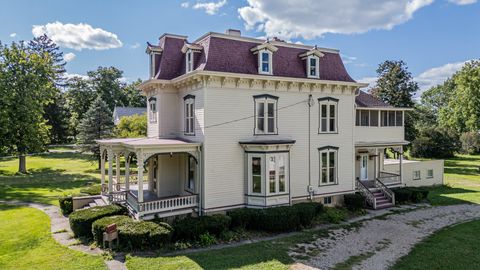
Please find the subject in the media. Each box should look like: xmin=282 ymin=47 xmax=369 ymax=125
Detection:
xmin=136 ymin=194 xmax=198 ymax=215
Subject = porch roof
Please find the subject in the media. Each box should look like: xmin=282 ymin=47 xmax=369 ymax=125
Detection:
xmin=96 ymin=137 xmax=201 ymax=153
xmin=355 ymin=141 xmax=409 ymax=148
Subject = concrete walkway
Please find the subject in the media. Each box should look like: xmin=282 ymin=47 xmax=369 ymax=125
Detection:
xmin=0 ymin=200 xmax=127 ymax=270
xmin=290 ymin=204 xmax=480 ymax=270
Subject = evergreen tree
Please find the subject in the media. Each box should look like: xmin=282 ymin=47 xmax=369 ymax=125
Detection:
xmin=65 ymin=76 xmax=96 ymax=139
xmin=124 ymin=79 xmax=146 ymax=107
xmin=77 ymin=97 xmax=114 ymax=165
xmin=88 ymin=66 xmax=126 ymax=111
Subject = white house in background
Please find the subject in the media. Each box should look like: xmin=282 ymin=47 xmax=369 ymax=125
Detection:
xmin=112 ymin=106 xmax=147 ymax=125
xmin=95 ymin=30 xmax=444 ymax=220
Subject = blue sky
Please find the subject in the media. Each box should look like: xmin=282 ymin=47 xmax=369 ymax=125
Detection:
xmin=1 ymin=0 xmax=479 ymax=93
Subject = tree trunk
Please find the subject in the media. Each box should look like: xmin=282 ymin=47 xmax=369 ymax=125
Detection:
xmin=18 ymin=154 xmax=27 ymax=173
xmin=98 ymin=154 xmax=101 ymax=170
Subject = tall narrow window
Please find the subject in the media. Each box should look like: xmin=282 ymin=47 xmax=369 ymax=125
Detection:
xmin=318 ymin=97 xmax=338 ymax=133
xmin=395 ymin=111 xmax=403 ymax=126
xmin=251 ymin=156 xmax=262 ymax=194
xmin=257 ymin=50 xmax=273 ymax=75
xmin=149 ymin=97 xmax=157 ymax=123
xmin=307 ymin=56 xmax=319 ymax=78
xmin=187 ymin=156 xmax=195 ymax=190
xmin=319 ymin=146 xmax=338 ymax=185
xmin=269 ymin=156 xmax=276 ymax=193
xmin=254 ymin=94 xmax=278 ymax=135
xmin=186 ymin=49 xmax=194 ymax=73
xmin=184 ymin=95 xmax=195 ymax=135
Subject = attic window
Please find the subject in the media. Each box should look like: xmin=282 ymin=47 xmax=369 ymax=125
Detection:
xmin=146 ymin=45 xmax=163 ymax=79
xmin=186 ymin=49 xmax=194 ymax=73
xmin=251 ymin=42 xmax=278 ymax=75
xmin=181 ymin=43 xmax=203 ymax=74
xmin=299 ymin=47 xmax=324 ymax=79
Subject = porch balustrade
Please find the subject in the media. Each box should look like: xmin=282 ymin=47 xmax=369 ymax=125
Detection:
xmin=378 ymin=171 xmax=401 ymax=185
xmin=126 ymin=192 xmax=198 ymax=217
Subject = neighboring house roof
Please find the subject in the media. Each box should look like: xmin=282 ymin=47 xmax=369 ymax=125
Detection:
xmin=355 ymin=91 xmax=392 ymax=108
xmin=113 ymin=106 xmax=147 ymax=125
xmin=151 ymin=32 xmax=355 ymax=83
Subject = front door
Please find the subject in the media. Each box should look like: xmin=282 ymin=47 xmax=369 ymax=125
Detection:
xmin=360 ymin=155 xmax=368 ymax=180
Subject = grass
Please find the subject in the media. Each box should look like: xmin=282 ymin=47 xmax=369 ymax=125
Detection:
xmin=425 ymin=154 xmax=480 ymax=205
xmin=0 ymin=204 xmax=106 ymax=270
xmin=392 ymin=219 xmax=480 ymax=270
xmin=0 ymin=152 xmax=100 ymax=205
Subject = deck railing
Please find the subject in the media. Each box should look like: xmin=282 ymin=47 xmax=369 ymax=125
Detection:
xmin=378 ymin=171 xmax=401 ymax=185
xmin=108 ymin=191 xmax=127 ymax=203
xmin=138 ymin=194 xmax=198 ymax=215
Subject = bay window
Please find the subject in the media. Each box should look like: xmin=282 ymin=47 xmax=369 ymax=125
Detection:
xmin=318 ymin=97 xmax=338 ymax=133
xmin=254 ymin=94 xmax=278 ymax=135
xmin=184 ymin=95 xmax=195 ymax=135
xmin=319 ymin=146 xmax=338 ymax=185
xmin=247 ymin=152 xmax=289 ymax=195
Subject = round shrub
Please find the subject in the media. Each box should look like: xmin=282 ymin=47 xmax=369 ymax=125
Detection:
xmin=69 ymin=205 xmax=126 ymax=238
xmin=118 ymin=220 xmax=172 ymax=250
xmin=59 ymin=196 xmax=73 ymax=215
xmin=92 ymin=215 xmax=131 ymax=245
xmin=173 ymin=214 xmax=231 ymax=241
xmin=393 ymin=188 xmax=413 ymax=204
xmin=344 ymin=193 xmax=366 ymax=211
xmin=292 ymin=203 xmax=317 ymax=227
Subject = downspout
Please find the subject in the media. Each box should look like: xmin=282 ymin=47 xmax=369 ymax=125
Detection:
xmin=308 ymin=94 xmax=314 ymax=200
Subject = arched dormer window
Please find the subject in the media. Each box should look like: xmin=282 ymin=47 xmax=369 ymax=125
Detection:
xmin=250 ymin=42 xmax=278 ymax=75
xmin=146 ymin=43 xmax=163 ymax=79
xmin=299 ymin=46 xmax=324 ymax=79
xmin=181 ymin=43 xmax=203 ymax=74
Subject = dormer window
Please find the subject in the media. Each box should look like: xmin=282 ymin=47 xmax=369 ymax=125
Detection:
xmin=146 ymin=44 xmax=163 ymax=79
xmin=251 ymin=42 xmax=278 ymax=75
xmin=308 ymin=56 xmax=319 ymax=78
xmin=299 ymin=46 xmax=324 ymax=79
xmin=186 ymin=49 xmax=194 ymax=73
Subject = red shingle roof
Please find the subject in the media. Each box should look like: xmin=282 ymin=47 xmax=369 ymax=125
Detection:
xmin=355 ymin=91 xmax=391 ymax=108
xmin=151 ymin=33 xmax=355 ymax=83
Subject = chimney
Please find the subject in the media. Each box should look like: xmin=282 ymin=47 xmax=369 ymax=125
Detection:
xmin=225 ymin=29 xmax=241 ymax=36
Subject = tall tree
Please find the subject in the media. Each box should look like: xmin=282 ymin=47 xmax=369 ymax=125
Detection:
xmin=88 ymin=66 xmax=126 ymax=111
xmin=124 ymin=79 xmax=146 ymax=107
xmin=44 ymin=92 xmax=71 ymax=143
xmin=115 ymin=114 xmax=147 ymax=138
xmin=77 ymin=97 xmax=114 ymax=165
xmin=65 ymin=76 xmax=96 ymax=139
xmin=0 ymin=41 xmax=57 ymax=172
xmin=371 ymin=60 xmax=419 ymax=142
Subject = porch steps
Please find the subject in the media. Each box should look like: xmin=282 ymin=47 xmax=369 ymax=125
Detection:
xmin=82 ymin=198 xmax=108 ymax=209
xmin=372 ymin=190 xmax=394 ymax=209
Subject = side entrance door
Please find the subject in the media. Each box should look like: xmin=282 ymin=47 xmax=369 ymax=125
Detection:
xmin=360 ymin=154 xmax=368 ymax=181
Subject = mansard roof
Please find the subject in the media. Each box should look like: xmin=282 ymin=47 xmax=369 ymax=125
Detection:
xmin=148 ymin=32 xmax=356 ymax=83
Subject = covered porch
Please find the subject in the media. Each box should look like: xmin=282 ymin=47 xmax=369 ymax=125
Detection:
xmin=97 ymin=138 xmax=202 ymax=220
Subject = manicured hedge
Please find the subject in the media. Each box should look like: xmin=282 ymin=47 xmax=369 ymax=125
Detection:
xmin=92 ymin=215 xmax=172 ymax=250
xmin=59 ymin=196 xmax=73 ymax=215
xmin=173 ymin=214 xmax=231 ymax=241
xmin=79 ymin=185 xmax=102 ymax=195
xmin=69 ymin=205 xmax=126 ymax=238
xmin=292 ymin=203 xmax=317 ymax=227
xmin=258 ymin=206 xmax=301 ymax=232
xmin=344 ymin=193 xmax=366 ymax=211
xmin=393 ymin=187 xmax=430 ymax=204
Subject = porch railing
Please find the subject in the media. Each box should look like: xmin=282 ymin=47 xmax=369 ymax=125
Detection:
xmin=378 ymin=171 xmax=401 ymax=185
xmin=374 ymin=178 xmax=395 ymax=205
xmin=108 ymin=190 xmax=127 ymax=203
xmin=356 ymin=178 xmax=377 ymax=209
xmin=126 ymin=192 xmax=198 ymax=216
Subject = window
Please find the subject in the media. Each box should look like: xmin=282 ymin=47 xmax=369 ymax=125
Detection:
xmin=149 ymin=53 xmax=155 ymax=78
xmin=186 ymin=49 xmax=194 ymax=73
xmin=319 ymin=146 xmax=338 ymax=185
xmin=413 ymin=170 xmax=421 ymax=180
xmin=184 ymin=95 xmax=195 ymax=135
xmin=254 ymin=94 xmax=278 ymax=135
xmin=258 ymin=50 xmax=273 ymax=75
xmin=187 ymin=156 xmax=196 ymax=191
xmin=148 ymin=97 xmax=157 ymax=123
xmin=427 ymin=169 xmax=434 ymax=179
xmin=381 ymin=110 xmax=404 ymax=127
xmin=318 ymin=97 xmax=338 ymax=133
xmin=323 ymin=196 xmax=332 ymax=205
xmin=356 ymin=110 xmax=379 ymax=127
xmin=248 ymin=152 xmax=289 ymax=195
xmin=307 ymin=56 xmax=319 ymax=78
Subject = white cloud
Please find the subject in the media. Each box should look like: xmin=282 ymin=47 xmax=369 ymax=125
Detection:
xmin=64 ymin=72 xmax=89 ymax=81
xmin=414 ymin=61 xmax=467 ymax=91
xmin=130 ymin=42 xmax=140 ymax=49
xmin=32 ymin=21 xmax=123 ymax=51
xmin=341 ymin=54 xmax=357 ymax=64
xmin=193 ymin=0 xmax=227 ymax=15
xmin=63 ymin=52 xmax=76 ymax=62
xmin=9 ymin=33 xmax=17 ymax=38
xmin=448 ymin=0 xmax=477 ymax=5
xmin=238 ymin=0 xmax=433 ymax=39
xmin=181 ymin=2 xmax=190 ymax=8
xmin=357 ymin=76 xmax=378 ymax=89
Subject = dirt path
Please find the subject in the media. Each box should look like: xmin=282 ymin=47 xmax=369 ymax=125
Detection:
xmin=0 ymin=200 xmax=127 ymax=270
xmin=290 ymin=204 xmax=480 ymax=270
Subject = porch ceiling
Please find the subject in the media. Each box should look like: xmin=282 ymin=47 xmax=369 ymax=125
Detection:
xmin=355 ymin=141 xmax=409 ymax=148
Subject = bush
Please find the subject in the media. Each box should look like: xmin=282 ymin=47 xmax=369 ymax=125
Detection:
xmin=292 ymin=203 xmax=318 ymax=227
xmin=393 ymin=187 xmax=430 ymax=204
xmin=257 ymin=206 xmax=301 ymax=232
xmin=118 ymin=220 xmax=172 ymax=250
xmin=69 ymin=205 xmax=126 ymax=238
xmin=59 ymin=196 xmax=73 ymax=215
xmin=173 ymin=214 xmax=231 ymax=241
xmin=409 ymin=187 xmax=429 ymax=203
xmin=410 ymin=127 xmax=459 ymax=158
xmin=344 ymin=193 xmax=366 ymax=211
xmin=393 ymin=188 xmax=413 ymax=204
xmin=227 ymin=208 xmax=256 ymax=229
xmin=80 ymin=185 xmax=102 ymax=195
xmin=460 ymin=131 xmax=480 ymax=154
xmin=198 ymin=232 xmax=216 ymax=247
xmin=92 ymin=215 xmax=131 ymax=245
xmin=322 ymin=207 xmax=346 ymax=224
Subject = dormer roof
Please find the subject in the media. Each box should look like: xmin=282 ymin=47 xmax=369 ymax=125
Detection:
xmin=250 ymin=42 xmax=279 ymax=53
xmin=181 ymin=43 xmax=203 ymax=53
xmin=299 ymin=46 xmax=325 ymax=59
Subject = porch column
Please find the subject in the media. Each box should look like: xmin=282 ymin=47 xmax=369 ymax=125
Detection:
xmin=399 ymin=148 xmax=404 ymax=183
xmin=107 ymin=149 xmax=113 ymax=193
xmin=100 ymin=148 xmax=105 ymax=194
xmin=125 ymin=153 xmax=130 ymax=191
xmin=115 ymin=152 xmax=121 ymax=191
xmin=137 ymin=154 xmax=144 ymax=203
xmin=374 ymin=148 xmax=378 ymax=179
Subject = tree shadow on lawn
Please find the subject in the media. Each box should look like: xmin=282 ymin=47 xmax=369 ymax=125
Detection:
xmin=426 ymin=185 xmax=480 ymax=205
xmin=444 ymin=166 xmax=480 ymax=176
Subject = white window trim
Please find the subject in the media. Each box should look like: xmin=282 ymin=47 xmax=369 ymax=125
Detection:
xmin=254 ymin=96 xmax=278 ymax=135
xmin=381 ymin=110 xmax=404 ymax=127
xmin=150 ymin=53 xmax=155 ymax=79
xmin=247 ymin=152 xmax=289 ymax=196
xmin=258 ymin=49 xmax=273 ymax=75
xmin=148 ymin=97 xmax=157 ymax=124
xmin=184 ymin=96 xmax=195 ymax=135
xmin=318 ymin=99 xmax=338 ymax=133
xmin=413 ymin=170 xmax=421 ymax=180
xmin=427 ymin=169 xmax=434 ymax=179
xmin=307 ymin=55 xmax=320 ymax=78
xmin=323 ymin=196 xmax=333 ymax=205
xmin=319 ymin=148 xmax=338 ymax=186
xmin=186 ymin=49 xmax=194 ymax=73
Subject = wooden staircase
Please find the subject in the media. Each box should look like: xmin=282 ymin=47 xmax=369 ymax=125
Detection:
xmin=372 ymin=189 xmax=394 ymax=209
xmin=356 ymin=178 xmax=395 ymax=210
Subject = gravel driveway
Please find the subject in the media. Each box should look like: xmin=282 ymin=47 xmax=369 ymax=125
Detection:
xmin=290 ymin=204 xmax=480 ymax=270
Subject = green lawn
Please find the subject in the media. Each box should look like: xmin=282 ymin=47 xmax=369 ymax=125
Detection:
xmin=0 ymin=204 xmax=106 ymax=270
xmin=0 ymin=152 xmax=100 ymax=205
xmin=392 ymin=219 xmax=480 ymax=270
xmin=427 ymin=154 xmax=480 ymax=205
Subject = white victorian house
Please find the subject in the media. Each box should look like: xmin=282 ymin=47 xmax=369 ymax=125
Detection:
xmin=95 ymin=30 xmax=444 ymax=220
